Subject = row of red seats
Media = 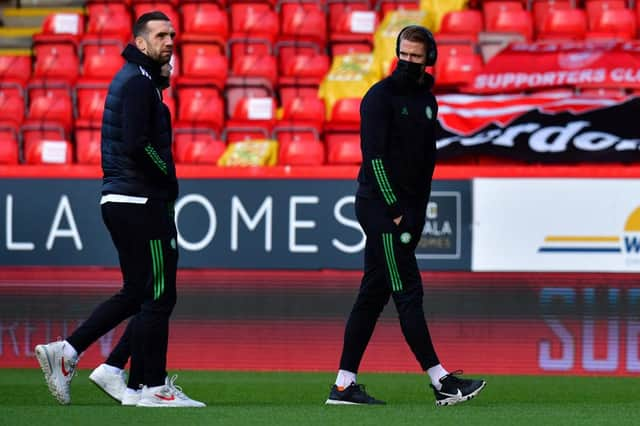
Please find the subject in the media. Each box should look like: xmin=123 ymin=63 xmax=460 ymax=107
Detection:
xmin=0 ymin=120 xmax=362 ymax=166
xmin=50 ymin=0 xmax=416 ymax=57
xmin=0 ymin=41 xmax=330 ymax=92
xmin=444 ymin=0 xmax=640 ymax=42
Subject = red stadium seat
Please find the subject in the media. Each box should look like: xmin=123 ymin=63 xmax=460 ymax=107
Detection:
xmin=179 ymin=44 xmax=228 ymax=90
xmin=278 ymin=86 xmax=320 ymax=110
xmin=231 ymin=96 xmax=276 ymax=121
xmin=328 ymin=0 xmax=370 ymax=34
xmin=230 ymin=54 xmax=278 ymax=86
xmin=174 ymin=128 xmax=226 ymax=164
xmin=32 ymin=13 xmax=84 ymax=52
xmin=324 ymin=98 xmax=361 ymax=141
xmin=585 ymin=0 xmax=626 ymax=28
xmin=375 ymin=0 xmax=419 ymax=21
xmin=0 ymin=123 xmax=19 ymax=164
xmin=0 ymin=84 xmax=25 ymax=126
xmin=228 ymin=37 xmax=273 ymax=69
xmin=482 ymin=1 xmax=524 ymax=31
xmin=24 ymin=139 xmax=73 ymax=164
xmin=224 ymin=75 xmax=274 ymax=119
xmin=439 ymin=10 xmax=483 ymax=40
xmin=176 ymin=86 xmax=225 ymax=132
xmin=75 ymin=82 xmax=108 ymax=128
xmin=279 ymin=3 xmax=327 ymax=46
xmin=279 ymin=53 xmax=330 ymax=82
xmin=40 ymin=12 xmax=85 ymax=36
xmin=278 ymin=134 xmax=325 ymax=166
xmin=587 ymin=8 xmax=637 ymax=40
xmin=538 ymin=9 xmax=588 ymax=40
xmin=74 ymin=127 xmax=101 ymax=164
xmin=326 ymin=132 xmax=362 ymax=165
xmin=80 ymin=36 xmax=125 ymax=60
xmin=86 ymin=2 xmax=132 ymax=39
xmin=532 ymin=0 xmax=573 ymax=35
xmin=20 ymin=122 xmax=64 ymax=146
xmin=26 ymin=85 xmax=74 ymax=136
xmin=280 ymin=96 xmax=325 ymax=133
xmin=81 ymin=48 xmax=125 ymax=80
xmin=329 ymin=10 xmax=378 ymax=55
xmin=21 ymin=123 xmax=72 ymax=164
xmin=0 ymin=54 xmax=32 ymax=85
xmin=488 ymin=9 xmax=534 ymax=41
xmin=226 ymin=96 xmax=276 ymax=141
xmin=329 ymin=98 xmax=361 ymax=127
xmin=181 ymin=3 xmax=229 ymax=40
xmin=32 ymin=44 xmax=79 ymax=84
xmin=434 ymin=43 xmax=483 ymax=90
xmin=230 ymin=3 xmax=279 ymax=42
xmin=278 ymin=53 xmax=330 ymax=90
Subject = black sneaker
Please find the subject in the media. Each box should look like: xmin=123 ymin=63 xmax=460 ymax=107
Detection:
xmin=325 ymin=383 xmax=386 ymax=405
xmin=430 ymin=370 xmax=486 ymax=406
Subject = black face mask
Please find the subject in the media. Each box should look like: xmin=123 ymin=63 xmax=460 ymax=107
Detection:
xmin=395 ymin=59 xmax=424 ymax=83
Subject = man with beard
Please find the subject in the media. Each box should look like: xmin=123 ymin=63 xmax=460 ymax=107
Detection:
xmin=325 ymin=25 xmax=486 ymax=407
xmin=35 ymin=12 xmax=204 ymax=408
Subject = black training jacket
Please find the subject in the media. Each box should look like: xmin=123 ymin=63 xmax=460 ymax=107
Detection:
xmin=356 ymin=71 xmax=439 ymax=219
xmin=101 ymin=44 xmax=177 ymax=201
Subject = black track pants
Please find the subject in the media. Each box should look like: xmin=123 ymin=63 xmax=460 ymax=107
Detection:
xmin=67 ymin=199 xmax=177 ymax=387
xmin=339 ymin=196 xmax=440 ymax=373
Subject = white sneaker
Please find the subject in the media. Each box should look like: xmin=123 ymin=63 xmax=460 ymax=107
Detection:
xmin=89 ymin=364 xmax=127 ymax=403
xmin=121 ymin=388 xmax=142 ymax=406
xmin=136 ymin=375 xmax=206 ymax=408
xmin=34 ymin=341 xmax=77 ymax=405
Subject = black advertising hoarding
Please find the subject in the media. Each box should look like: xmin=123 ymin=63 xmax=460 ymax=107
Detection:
xmin=436 ymin=94 xmax=640 ymax=163
xmin=0 ymin=179 xmax=471 ymax=270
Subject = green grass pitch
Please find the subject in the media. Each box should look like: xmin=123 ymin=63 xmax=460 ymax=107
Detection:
xmin=2 ymin=369 xmax=639 ymax=426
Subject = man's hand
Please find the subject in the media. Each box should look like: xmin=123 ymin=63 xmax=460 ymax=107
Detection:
xmin=393 ymin=215 xmax=402 ymax=225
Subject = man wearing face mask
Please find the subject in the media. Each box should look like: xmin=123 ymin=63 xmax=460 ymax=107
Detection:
xmin=35 ymin=12 xmax=204 ymax=408
xmin=326 ymin=25 xmax=486 ymax=407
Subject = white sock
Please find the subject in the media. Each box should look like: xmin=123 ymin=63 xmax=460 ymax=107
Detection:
xmin=102 ymin=364 xmax=123 ymax=374
xmin=335 ymin=369 xmax=357 ymax=389
xmin=427 ymin=364 xmax=449 ymax=390
xmin=62 ymin=340 xmax=78 ymax=360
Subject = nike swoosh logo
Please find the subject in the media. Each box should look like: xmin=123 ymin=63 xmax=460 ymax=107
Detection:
xmin=155 ymin=394 xmax=176 ymax=401
xmin=440 ymin=389 xmax=462 ymax=398
xmin=61 ymin=357 xmax=71 ymax=377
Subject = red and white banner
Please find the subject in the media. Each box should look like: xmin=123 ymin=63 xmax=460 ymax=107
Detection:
xmin=436 ymin=93 xmax=640 ymax=163
xmin=468 ymin=40 xmax=640 ymax=93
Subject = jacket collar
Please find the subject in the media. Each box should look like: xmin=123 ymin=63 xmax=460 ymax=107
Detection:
xmin=122 ymin=44 xmax=166 ymax=88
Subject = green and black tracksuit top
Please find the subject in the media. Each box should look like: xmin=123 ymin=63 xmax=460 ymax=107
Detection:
xmin=356 ymin=71 xmax=438 ymax=218
xmin=101 ymin=44 xmax=177 ymax=201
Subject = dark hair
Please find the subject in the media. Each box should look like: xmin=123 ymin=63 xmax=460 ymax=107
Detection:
xmin=133 ymin=11 xmax=170 ymax=38
xmin=395 ymin=25 xmax=438 ymax=66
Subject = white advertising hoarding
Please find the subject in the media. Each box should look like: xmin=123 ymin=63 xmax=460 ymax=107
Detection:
xmin=473 ymin=179 xmax=640 ymax=272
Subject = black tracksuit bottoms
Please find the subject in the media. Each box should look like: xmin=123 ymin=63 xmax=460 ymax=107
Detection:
xmin=66 ymin=199 xmax=178 ymax=388
xmin=339 ymin=196 xmax=440 ymax=373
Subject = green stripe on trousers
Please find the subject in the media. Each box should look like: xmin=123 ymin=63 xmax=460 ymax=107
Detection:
xmin=382 ymin=233 xmax=403 ymax=292
xmin=150 ymin=240 xmax=165 ymax=300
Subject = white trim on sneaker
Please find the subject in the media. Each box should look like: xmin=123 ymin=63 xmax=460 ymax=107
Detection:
xmin=136 ymin=376 xmax=206 ymax=408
